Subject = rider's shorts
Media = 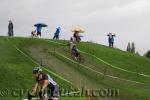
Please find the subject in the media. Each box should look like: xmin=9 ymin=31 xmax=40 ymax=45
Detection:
xmin=47 ymin=85 xmax=60 ymax=98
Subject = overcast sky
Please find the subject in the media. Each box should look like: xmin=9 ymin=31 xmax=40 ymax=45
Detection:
xmin=0 ymin=0 xmax=150 ymax=55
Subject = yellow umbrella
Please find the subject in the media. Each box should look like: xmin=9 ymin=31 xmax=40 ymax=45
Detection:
xmin=71 ymin=26 xmax=85 ymax=33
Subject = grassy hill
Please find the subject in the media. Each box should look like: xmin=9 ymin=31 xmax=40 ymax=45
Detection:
xmin=0 ymin=36 xmax=150 ymax=100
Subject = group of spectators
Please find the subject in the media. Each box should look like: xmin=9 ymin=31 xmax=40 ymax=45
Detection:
xmin=7 ymin=20 xmax=116 ymax=48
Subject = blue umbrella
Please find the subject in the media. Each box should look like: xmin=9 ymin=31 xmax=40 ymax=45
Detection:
xmin=34 ymin=23 xmax=48 ymax=27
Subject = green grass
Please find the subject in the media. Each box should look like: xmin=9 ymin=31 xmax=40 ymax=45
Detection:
xmin=47 ymin=39 xmax=150 ymax=83
xmin=0 ymin=37 xmax=80 ymax=100
xmin=0 ymin=36 xmax=150 ymax=100
xmin=76 ymin=42 xmax=150 ymax=75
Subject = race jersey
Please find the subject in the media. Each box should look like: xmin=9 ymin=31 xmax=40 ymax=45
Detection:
xmin=36 ymin=73 xmax=57 ymax=86
xmin=69 ymin=41 xmax=74 ymax=49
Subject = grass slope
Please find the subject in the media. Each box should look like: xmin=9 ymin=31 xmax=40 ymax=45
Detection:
xmin=0 ymin=36 xmax=86 ymax=100
xmin=0 ymin=36 xmax=150 ymax=100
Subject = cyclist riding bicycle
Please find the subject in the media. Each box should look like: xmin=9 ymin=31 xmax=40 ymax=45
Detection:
xmin=28 ymin=67 xmax=59 ymax=100
xmin=67 ymin=37 xmax=74 ymax=49
xmin=71 ymin=45 xmax=80 ymax=60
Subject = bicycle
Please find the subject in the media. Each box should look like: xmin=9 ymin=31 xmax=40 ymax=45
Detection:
xmin=71 ymin=50 xmax=84 ymax=63
xmin=27 ymin=91 xmax=49 ymax=100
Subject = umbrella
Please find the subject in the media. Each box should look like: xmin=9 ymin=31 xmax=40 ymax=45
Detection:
xmin=71 ymin=26 xmax=85 ymax=33
xmin=34 ymin=23 xmax=48 ymax=27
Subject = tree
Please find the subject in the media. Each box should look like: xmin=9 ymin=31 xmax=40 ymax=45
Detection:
xmin=131 ymin=42 xmax=135 ymax=54
xmin=145 ymin=50 xmax=150 ymax=58
xmin=127 ymin=42 xmax=136 ymax=54
xmin=135 ymin=51 xmax=140 ymax=56
xmin=126 ymin=42 xmax=131 ymax=52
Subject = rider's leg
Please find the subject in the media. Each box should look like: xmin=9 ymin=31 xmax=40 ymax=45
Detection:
xmin=39 ymin=90 xmax=45 ymax=100
xmin=51 ymin=85 xmax=59 ymax=100
xmin=47 ymin=88 xmax=53 ymax=100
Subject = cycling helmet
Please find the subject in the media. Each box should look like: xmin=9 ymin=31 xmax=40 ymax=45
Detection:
xmin=33 ymin=66 xmax=42 ymax=73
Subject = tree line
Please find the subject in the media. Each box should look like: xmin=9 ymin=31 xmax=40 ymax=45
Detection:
xmin=126 ymin=42 xmax=150 ymax=58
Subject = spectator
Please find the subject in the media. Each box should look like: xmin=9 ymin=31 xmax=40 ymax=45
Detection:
xmin=53 ymin=27 xmax=61 ymax=40
xmin=73 ymin=31 xmax=81 ymax=42
xmin=107 ymin=33 xmax=116 ymax=48
xmin=36 ymin=26 xmax=42 ymax=38
xmin=8 ymin=20 xmax=14 ymax=36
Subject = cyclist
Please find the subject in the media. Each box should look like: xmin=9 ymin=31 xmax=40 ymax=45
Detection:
xmin=28 ymin=67 xmax=59 ymax=100
xmin=67 ymin=37 xmax=74 ymax=49
xmin=71 ymin=45 xmax=80 ymax=61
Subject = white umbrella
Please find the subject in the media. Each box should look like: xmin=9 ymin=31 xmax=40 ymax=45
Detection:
xmin=71 ymin=26 xmax=85 ymax=33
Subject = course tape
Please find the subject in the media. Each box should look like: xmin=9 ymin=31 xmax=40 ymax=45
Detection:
xmin=47 ymin=40 xmax=150 ymax=78
xmin=6 ymin=38 xmax=82 ymax=100
xmin=6 ymin=38 xmax=148 ymax=85
xmin=50 ymin=51 xmax=145 ymax=85
xmin=6 ymin=37 xmax=73 ymax=85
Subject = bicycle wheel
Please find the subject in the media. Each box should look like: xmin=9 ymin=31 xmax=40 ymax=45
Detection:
xmin=78 ymin=54 xmax=84 ymax=63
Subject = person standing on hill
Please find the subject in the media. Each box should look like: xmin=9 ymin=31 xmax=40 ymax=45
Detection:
xmin=107 ymin=33 xmax=116 ymax=48
xmin=73 ymin=31 xmax=81 ymax=42
xmin=8 ymin=20 xmax=14 ymax=36
xmin=31 ymin=30 xmax=37 ymax=38
xmin=36 ymin=26 xmax=42 ymax=38
xmin=53 ymin=27 xmax=61 ymax=40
